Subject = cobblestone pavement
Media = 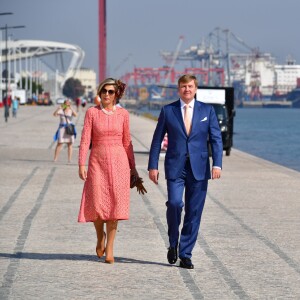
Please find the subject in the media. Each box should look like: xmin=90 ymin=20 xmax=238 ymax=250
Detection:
xmin=0 ymin=105 xmax=300 ymax=299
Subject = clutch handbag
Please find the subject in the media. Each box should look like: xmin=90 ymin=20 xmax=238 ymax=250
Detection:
xmin=130 ymin=174 xmax=147 ymax=195
xmin=130 ymin=174 xmax=138 ymax=189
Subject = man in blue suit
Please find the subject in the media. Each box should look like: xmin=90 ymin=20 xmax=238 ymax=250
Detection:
xmin=148 ymin=74 xmax=223 ymax=269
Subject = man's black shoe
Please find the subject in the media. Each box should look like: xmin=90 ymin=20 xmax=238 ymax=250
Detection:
xmin=167 ymin=247 xmax=178 ymax=264
xmin=179 ymin=257 xmax=194 ymax=269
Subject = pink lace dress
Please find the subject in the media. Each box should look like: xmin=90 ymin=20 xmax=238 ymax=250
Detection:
xmin=78 ymin=106 xmax=135 ymax=222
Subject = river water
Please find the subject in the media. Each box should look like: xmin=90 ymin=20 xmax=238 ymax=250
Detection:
xmin=233 ymin=107 xmax=300 ymax=172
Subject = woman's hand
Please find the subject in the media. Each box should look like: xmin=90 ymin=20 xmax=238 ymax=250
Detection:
xmin=130 ymin=168 xmax=139 ymax=178
xmin=130 ymin=168 xmax=147 ymax=194
xmin=79 ymin=165 xmax=87 ymax=181
xmin=53 ymin=106 xmax=61 ymax=116
xmin=70 ymin=106 xmax=78 ymax=117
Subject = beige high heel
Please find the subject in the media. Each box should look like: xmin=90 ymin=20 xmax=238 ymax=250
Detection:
xmin=96 ymin=232 xmax=106 ymax=258
xmin=105 ymin=257 xmax=114 ymax=264
xmin=104 ymin=220 xmax=117 ymax=264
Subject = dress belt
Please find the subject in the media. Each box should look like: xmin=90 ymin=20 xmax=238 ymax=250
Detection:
xmin=92 ymin=139 xmax=122 ymax=145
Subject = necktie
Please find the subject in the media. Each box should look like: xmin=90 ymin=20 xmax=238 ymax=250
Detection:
xmin=184 ymin=104 xmax=191 ymax=135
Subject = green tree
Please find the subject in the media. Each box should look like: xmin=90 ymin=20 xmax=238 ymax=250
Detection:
xmin=62 ymin=77 xmax=85 ymax=100
xmin=17 ymin=77 xmax=43 ymax=94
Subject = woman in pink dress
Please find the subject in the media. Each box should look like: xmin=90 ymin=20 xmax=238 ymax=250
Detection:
xmin=78 ymin=78 xmax=139 ymax=264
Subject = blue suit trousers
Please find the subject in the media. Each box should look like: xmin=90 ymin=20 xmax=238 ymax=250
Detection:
xmin=166 ymin=158 xmax=208 ymax=259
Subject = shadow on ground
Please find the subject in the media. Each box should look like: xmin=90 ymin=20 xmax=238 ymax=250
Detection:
xmin=0 ymin=252 xmax=170 ymax=267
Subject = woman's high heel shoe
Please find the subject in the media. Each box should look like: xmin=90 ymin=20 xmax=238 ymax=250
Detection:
xmin=105 ymin=257 xmax=114 ymax=264
xmin=96 ymin=232 xmax=106 ymax=258
xmin=104 ymin=247 xmax=114 ymax=264
xmin=96 ymin=247 xmax=105 ymax=258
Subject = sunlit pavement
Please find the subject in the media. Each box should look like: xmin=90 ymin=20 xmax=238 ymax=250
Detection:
xmin=1 ymin=105 xmax=300 ymax=299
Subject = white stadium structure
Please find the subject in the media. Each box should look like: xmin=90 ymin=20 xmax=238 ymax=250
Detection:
xmin=0 ymin=39 xmax=84 ymax=102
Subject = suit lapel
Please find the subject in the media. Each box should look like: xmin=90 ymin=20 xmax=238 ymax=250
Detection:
xmin=172 ymin=100 xmax=185 ymax=131
xmin=190 ymin=100 xmax=204 ymax=136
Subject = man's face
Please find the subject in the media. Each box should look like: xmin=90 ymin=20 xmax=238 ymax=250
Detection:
xmin=178 ymin=80 xmax=197 ymax=103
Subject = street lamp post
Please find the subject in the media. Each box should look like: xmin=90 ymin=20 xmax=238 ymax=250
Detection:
xmin=0 ymin=12 xmax=13 ymax=120
xmin=0 ymin=24 xmax=25 ymax=122
xmin=4 ymin=24 xmax=9 ymax=121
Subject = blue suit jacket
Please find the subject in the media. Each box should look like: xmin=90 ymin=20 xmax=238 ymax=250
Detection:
xmin=148 ymin=99 xmax=223 ymax=180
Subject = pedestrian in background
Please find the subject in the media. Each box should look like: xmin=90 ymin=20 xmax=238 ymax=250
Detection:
xmin=53 ymin=99 xmax=77 ymax=163
xmin=3 ymin=94 xmax=11 ymax=122
xmin=148 ymin=74 xmax=223 ymax=269
xmin=78 ymin=77 xmax=145 ymax=264
xmin=12 ymin=96 xmax=19 ymax=118
xmin=81 ymin=97 xmax=87 ymax=111
xmin=75 ymin=97 xmax=81 ymax=112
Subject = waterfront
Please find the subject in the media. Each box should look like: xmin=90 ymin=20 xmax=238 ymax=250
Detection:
xmin=234 ymin=108 xmax=300 ymax=172
xmin=135 ymin=106 xmax=300 ymax=172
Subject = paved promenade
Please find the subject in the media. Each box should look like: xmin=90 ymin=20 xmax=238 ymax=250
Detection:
xmin=0 ymin=105 xmax=300 ymax=300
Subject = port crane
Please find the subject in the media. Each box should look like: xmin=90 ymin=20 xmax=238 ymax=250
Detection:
xmin=113 ymin=53 xmax=132 ymax=76
xmin=160 ymin=35 xmax=184 ymax=98
xmin=160 ymin=27 xmax=264 ymax=89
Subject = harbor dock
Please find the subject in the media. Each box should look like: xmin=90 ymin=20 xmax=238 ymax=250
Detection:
xmin=0 ymin=105 xmax=299 ymax=299
xmin=241 ymin=100 xmax=293 ymax=108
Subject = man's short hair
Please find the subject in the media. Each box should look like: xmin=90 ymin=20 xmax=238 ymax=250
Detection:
xmin=178 ymin=74 xmax=198 ymax=87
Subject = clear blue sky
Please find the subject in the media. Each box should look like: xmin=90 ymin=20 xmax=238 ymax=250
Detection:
xmin=1 ymin=0 xmax=300 ymax=79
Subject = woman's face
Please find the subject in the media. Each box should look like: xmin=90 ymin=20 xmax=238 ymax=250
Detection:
xmin=100 ymin=84 xmax=116 ymax=107
xmin=62 ymin=100 xmax=70 ymax=109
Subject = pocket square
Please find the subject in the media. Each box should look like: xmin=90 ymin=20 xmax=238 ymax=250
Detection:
xmin=200 ymin=117 xmax=207 ymax=122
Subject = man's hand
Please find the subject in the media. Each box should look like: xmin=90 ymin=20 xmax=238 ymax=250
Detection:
xmin=79 ymin=165 xmax=87 ymax=181
xmin=149 ymin=169 xmax=159 ymax=185
xmin=212 ymin=168 xmax=221 ymax=179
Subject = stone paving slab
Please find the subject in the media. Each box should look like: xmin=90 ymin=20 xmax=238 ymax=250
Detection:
xmin=0 ymin=105 xmax=299 ymax=299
